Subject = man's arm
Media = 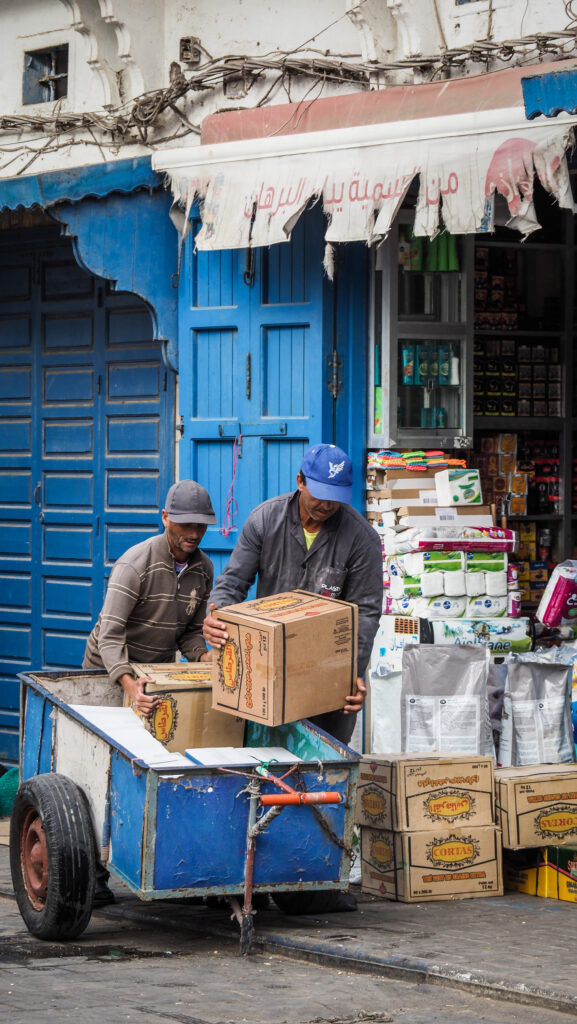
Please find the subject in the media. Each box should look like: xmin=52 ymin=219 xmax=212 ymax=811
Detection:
xmin=94 ymin=562 xmax=160 ymax=716
xmin=178 ymin=561 xmax=214 ymax=663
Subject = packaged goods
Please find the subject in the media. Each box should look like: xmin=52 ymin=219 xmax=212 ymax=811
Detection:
xmin=435 ymin=469 xmax=483 ymax=505
xmin=465 ymin=595 xmax=507 ymax=618
xmin=211 ymin=590 xmax=357 ymax=726
xmin=420 ymin=572 xmax=445 ymax=597
xmin=498 ymin=660 xmax=574 ymax=767
xmin=413 ymin=595 xmax=467 ymax=619
xmin=354 ymin=753 xmax=495 ymax=831
xmin=383 ymin=526 xmax=516 ymax=556
xmin=371 ymin=615 xmax=423 ymax=675
xmin=537 ymin=561 xmax=577 ymax=627
xmin=389 ymin=574 xmax=424 ymax=599
xmin=397 ymin=506 xmax=493 ymax=529
xmin=443 ymin=571 xmax=466 ymax=597
xmin=465 ymin=552 xmax=508 ymax=573
xmin=495 ymin=763 xmax=577 ymax=849
xmin=369 ymin=669 xmax=403 ymax=753
xmin=430 ymin=617 xmax=532 ymax=654
xmin=485 ymin=572 xmax=508 ymax=597
xmin=125 ymin=663 xmax=245 ymax=753
xmin=504 ymin=846 xmax=577 ymax=903
xmin=401 ymin=645 xmax=494 ymax=756
xmin=465 ymin=572 xmax=486 ymax=597
xmin=361 ymin=824 xmax=503 ymax=901
xmin=401 ymin=551 xmax=465 ymax=574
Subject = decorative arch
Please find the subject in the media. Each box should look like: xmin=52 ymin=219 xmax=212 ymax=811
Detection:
xmin=52 ymin=186 xmax=179 ymax=369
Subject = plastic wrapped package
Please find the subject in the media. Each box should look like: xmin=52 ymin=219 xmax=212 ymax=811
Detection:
xmin=431 ymin=617 xmax=532 ymax=655
xmin=498 ymin=660 xmax=574 ymax=767
xmin=536 ymin=561 xmax=577 ymax=627
xmin=401 ymin=644 xmax=494 ymax=757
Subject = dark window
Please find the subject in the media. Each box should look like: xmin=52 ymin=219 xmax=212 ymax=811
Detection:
xmin=23 ymin=45 xmax=68 ymax=105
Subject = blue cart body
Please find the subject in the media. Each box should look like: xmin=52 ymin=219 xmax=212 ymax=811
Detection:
xmin=18 ymin=670 xmax=359 ymax=900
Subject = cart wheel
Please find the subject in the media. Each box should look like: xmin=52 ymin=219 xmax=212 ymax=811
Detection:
xmin=10 ymin=773 xmax=96 ymax=941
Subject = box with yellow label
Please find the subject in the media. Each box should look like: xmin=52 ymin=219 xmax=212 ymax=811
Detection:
xmin=495 ymin=764 xmax=577 ymax=850
xmin=360 ymin=824 xmax=503 ymax=902
xmin=354 ymin=753 xmax=495 ymax=832
xmin=124 ymin=663 xmax=245 ymax=753
xmin=212 ymin=590 xmax=358 ymax=726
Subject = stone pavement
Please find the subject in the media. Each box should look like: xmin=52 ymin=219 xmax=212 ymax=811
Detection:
xmin=2 ymin=818 xmax=577 ymax=1020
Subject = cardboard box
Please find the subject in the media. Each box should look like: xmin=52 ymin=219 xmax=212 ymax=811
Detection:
xmin=361 ymin=824 xmax=503 ymax=902
xmin=211 ymin=590 xmax=358 ymax=726
xmin=367 ymin=476 xmax=437 ymax=492
xmin=397 ymin=505 xmax=494 ymax=528
xmin=125 ymin=662 xmax=245 ymax=753
xmin=354 ymin=753 xmax=495 ymax=831
xmin=503 ymin=846 xmax=577 ymax=903
xmin=376 ymin=468 xmax=443 ymax=481
xmin=495 ymin=764 xmax=577 ymax=850
xmin=435 ymin=469 xmax=483 ymax=506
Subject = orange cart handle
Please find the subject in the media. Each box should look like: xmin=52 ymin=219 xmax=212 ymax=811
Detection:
xmin=260 ymin=792 xmax=342 ymax=806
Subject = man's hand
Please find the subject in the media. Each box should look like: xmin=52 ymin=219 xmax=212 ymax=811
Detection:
xmin=119 ymin=673 xmax=161 ymax=718
xmin=344 ymin=676 xmax=366 ymax=715
xmin=203 ymin=603 xmax=229 ymax=649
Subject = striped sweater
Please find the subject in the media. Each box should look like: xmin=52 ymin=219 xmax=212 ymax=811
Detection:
xmin=83 ymin=531 xmax=213 ymax=683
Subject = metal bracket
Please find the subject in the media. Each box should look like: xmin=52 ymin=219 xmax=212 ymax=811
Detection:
xmin=327 ymin=349 xmax=343 ymax=399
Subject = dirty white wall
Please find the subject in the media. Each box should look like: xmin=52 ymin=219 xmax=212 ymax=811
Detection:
xmin=0 ymin=0 xmax=575 ymax=179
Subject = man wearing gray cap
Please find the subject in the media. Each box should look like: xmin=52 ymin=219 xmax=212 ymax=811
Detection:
xmin=83 ymin=480 xmax=216 ymax=716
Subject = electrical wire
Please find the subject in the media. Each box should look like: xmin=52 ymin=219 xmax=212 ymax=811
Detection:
xmin=1 ymin=30 xmax=577 ymax=177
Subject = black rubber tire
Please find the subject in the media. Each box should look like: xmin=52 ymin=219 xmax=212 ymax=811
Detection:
xmin=271 ymin=890 xmax=343 ymax=915
xmin=9 ymin=773 xmax=96 ymax=940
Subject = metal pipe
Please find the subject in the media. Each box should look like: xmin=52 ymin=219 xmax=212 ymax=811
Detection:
xmin=260 ymin=792 xmax=342 ymax=806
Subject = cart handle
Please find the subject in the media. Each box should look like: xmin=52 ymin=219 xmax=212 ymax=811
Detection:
xmin=260 ymin=792 xmax=342 ymax=806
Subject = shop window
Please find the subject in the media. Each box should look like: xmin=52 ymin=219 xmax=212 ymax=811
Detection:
xmin=23 ymin=46 xmax=68 ymax=105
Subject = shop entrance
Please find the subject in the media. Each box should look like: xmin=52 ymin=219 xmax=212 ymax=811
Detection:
xmin=0 ymin=223 xmax=176 ymax=761
xmin=177 ymin=209 xmax=339 ymax=581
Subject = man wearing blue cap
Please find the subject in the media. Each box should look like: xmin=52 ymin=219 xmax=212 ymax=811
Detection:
xmin=204 ymin=443 xmax=382 ymax=914
xmin=204 ymin=442 xmax=382 ymax=744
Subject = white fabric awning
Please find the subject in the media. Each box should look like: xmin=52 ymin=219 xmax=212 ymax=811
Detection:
xmin=152 ymin=104 xmax=577 ymax=251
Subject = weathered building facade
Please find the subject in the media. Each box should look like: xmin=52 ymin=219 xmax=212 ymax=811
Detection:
xmin=2 ymin=0 xmax=577 ymax=761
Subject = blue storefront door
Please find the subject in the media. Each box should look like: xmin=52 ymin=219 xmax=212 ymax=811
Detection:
xmin=178 ymin=210 xmax=334 ymax=582
xmin=0 ymin=230 xmax=175 ymax=762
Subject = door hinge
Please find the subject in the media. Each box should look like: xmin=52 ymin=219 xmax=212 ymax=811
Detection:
xmin=178 ymin=415 xmax=184 ymax=437
xmin=327 ymin=349 xmax=343 ymax=399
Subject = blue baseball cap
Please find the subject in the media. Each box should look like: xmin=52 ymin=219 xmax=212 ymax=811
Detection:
xmin=300 ymin=443 xmax=353 ymax=504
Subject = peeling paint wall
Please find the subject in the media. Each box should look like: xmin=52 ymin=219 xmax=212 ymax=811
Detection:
xmin=0 ymin=0 xmax=574 ymax=179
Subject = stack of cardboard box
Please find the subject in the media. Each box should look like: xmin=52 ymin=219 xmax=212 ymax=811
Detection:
xmin=365 ymin=465 xmax=494 ymax=530
xmin=356 ymin=753 xmax=503 ymax=902
xmin=497 ymin=763 xmax=577 ymax=905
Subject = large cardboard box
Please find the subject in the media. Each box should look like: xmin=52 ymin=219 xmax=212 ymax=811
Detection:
xmin=360 ymin=824 xmax=503 ymax=902
xmin=504 ymin=845 xmax=577 ymax=903
xmin=212 ymin=590 xmax=358 ymax=726
xmin=495 ymin=763 xmax=577 ymax=850
xmin=125 ymin=663 xmax=245 ymax=753
xmin=354 ymin=753 xmax=495 ymax=831
xmin=397 ymin=505 xmax=494 ymax=528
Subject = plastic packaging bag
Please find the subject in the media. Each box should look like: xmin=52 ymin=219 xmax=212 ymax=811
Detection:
xmin=401 ymin=644 xmax=494 ymax=757
xmin=536 ymin=560 xmax=577 ymax=627
xmin=499 ymin=660 xmax=574 ymax=767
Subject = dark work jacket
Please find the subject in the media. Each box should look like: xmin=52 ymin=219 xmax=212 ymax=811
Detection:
xmin=209 ymin=490 xmax=383 ymax=675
